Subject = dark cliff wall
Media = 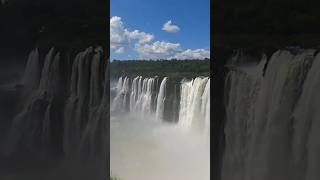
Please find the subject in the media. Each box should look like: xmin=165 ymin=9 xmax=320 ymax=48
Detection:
xmin=212 ymin=47 xmax=231 ymax=180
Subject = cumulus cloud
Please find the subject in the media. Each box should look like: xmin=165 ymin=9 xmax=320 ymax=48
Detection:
xmin=115 ymin=47 xmax=124 ymax=54
xmin=110 ymin=16 xmax=128 ymax=49
xmin=126 ymin=30 xmax=154 ymax=44
xmin=111 ymin=16 xmax=208 ymax=60
xmin=170 ymin=49 xmax=210 ymax=60
xmin=135 ymin=41 xmax=181 ymax=59
xmin=162 ymin=20 xmax=180 ymax=33
xmin=110 ymin=16 xmax=154 ymax=53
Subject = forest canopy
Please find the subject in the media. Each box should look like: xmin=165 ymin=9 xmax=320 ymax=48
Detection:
xmin=110 ymin=59 xmax=210 ymax=79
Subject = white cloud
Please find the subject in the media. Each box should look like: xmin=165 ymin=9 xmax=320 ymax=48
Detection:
xmin=110 ymin=16 xmax=154 ymax=53
xmin=111 ymin=16 xmax=208 ymax=60
xmin=170 ymin=49 xmax=210 ymax=60
xmin=115 ymin=47 xmax=124 ymax=54
xmin=135 ymin=41 xmax=181 ymax=59
xmin=162 ymin=20 xmax=180 ymax=33
xmin=126 ymin=30 xmax=154 ymax=44
xmin=110 ymin=16 xmax=128 ymax=50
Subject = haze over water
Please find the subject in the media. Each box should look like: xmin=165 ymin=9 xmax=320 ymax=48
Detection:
xmin=110 ymin=77 xmax=210 ymax=180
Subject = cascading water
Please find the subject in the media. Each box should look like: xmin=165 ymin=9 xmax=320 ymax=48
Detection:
xmin=111 ymin=76 xmax=210 ymax=126
xmin=202 ymin=78 xmax=210 ymax=136
xmin=139 ymin=78 xmax=156 ymax=115
xmin=222 ymin=49 xmax=320 ymax=180
xmin=110 ymin=76 xmax=210 ymax=180
xmin=291 ymin=52 xmax=320 ymax=180
xmin=63 ymin=47 xmax=107 ymax=158
xmin=22 ymin=48 xmax=40 ymax=91
xmin=111 ymin=76 xmax=158 ymax=117
xmin=129 ymin=76 xmax=140 ymax=111
xmin=5 ymin=47 xmax=108 ymax=178
xmin=111 ymin=75 xmax=210 ymax=180
xmin=178 ymin=77 xmax=210 ymax=131
xmin=155 ymin=77 xmax=168 ymax=121
xmin=111 ymin=77 xmax=130 ymax=112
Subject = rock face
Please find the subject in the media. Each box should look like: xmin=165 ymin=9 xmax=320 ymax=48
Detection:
xmin=3 ymin=47 xmax=109 ymax=179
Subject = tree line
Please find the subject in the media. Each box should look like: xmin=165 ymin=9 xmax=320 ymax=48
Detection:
xmin=110 ymin=59 xmax=210 ymax=79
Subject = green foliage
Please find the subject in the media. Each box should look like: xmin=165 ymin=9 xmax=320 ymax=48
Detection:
xmin=110 ymin=59 xmax=210 ymax=80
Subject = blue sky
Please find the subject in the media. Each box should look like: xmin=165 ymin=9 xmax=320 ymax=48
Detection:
xmin=110 ymin=0 xmax=210 ymax=60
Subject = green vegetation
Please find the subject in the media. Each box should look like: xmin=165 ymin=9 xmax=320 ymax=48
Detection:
xmin=110 ymin=59 xmax=210 ymax=79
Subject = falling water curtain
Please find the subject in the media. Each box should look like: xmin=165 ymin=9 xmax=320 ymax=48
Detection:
xmin=0 ymin=0 xmax=110 ymax=179
xmin=212 ymin=0 xmax=320 ymax=180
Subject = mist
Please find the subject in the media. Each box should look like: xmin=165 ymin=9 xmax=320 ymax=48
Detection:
xmin=111 ymin=113 xmax=209 ymax=180
xmin=110 ymin=77 xmax=210 ymax=180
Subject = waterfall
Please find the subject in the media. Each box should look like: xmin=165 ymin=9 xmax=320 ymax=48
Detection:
xmin=129 ymin=76 xmax=141 ymax=111
xmin=112 ymin=76 xmax=157 ymax=116
xmin=111 ymin=75 xmax=210 ymax=180
xmin=111 ymin=76 xmax=210 ymax=133
xmin=222 ymin=49 xmax=318 ymax=180
xmin=139 ymin=78 xmax=156 ymax=115
xmin=64 ymin=48 xmax=94 ymax=157
xmin=111 ymin=76 xmax=130 ymax=112
xmin=81 ymin=47 xmax=107 ymax=158
xmin=202 ymin=79 xmax=210 ymax=136
xmin=178 ymin=77 xmax=210 ymax=131
xmin=155 ymin=77 xmax=168 ymax=121
xmin=6 ymin=47 xmax=108 ymax=165
xmin=62 ymin=47 xmax=107 ymax=159
xmin=89 ymin=49 xmax=103 ymax=107
xmin=22 ymin=48 xmax=40 ymax=91
xmin=6 ymin=47 xmax=61 ymax=155
xmin=38 ymin=47 xmax=55 ymax=93
xmin=291 ymin=52 xmax=320 ymax=180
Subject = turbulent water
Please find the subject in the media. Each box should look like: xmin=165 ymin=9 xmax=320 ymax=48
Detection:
xmin=111 ymin=76 xmax=210 ymax=180
xmin=3 ymin=47 xmax=108 ymax=178
xmin=222 ymin=49 xmax=320 ymax=180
